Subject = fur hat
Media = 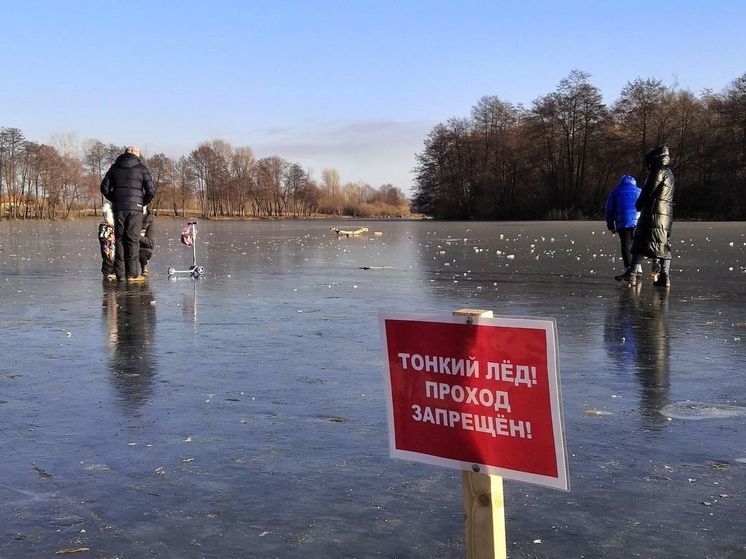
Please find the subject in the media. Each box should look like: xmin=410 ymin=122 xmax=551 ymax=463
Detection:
xmin=125 ymin=146 xmax=141 ymax=158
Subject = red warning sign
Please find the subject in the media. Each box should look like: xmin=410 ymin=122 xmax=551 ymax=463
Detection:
xmin=379 ymin=312 xmax=568 ymax=490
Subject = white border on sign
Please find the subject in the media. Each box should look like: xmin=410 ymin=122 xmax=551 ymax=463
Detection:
xmin=378 ymin=311 xmax=569 ymax=491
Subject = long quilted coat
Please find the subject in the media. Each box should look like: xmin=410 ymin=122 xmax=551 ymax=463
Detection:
xmin=631 ymin=146 xmax=675 ymax=259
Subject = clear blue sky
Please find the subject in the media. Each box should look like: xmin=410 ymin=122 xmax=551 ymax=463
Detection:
xmin=2 ymin=0 xmax=745 ymax=193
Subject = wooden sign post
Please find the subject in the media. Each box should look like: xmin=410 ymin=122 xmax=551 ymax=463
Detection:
xmin=462 ymin=467 xmax=506 ymax=559
xmin=454 ymin=309 xmax=506 ymax=559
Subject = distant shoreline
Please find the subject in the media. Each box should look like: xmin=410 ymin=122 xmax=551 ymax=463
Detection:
xmin=4 ymin=215 xmax=746 ymax=223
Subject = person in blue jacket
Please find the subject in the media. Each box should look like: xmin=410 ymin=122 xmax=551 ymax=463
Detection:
xmin=605 ymin=174 xmax=641 ymax=274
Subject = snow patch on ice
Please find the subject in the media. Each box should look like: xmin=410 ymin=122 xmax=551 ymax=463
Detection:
xmin=660 ymin=402 xmax=746 ymax=420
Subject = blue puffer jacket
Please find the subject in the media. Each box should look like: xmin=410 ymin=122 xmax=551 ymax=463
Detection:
xmin=605 ymin=175 xmax=640 ymax=230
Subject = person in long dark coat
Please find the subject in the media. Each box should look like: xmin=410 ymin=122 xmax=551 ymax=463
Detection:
xmin=618 ymin=145 xmax=675 ymax=287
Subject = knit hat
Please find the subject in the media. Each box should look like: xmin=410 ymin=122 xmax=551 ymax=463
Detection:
xmin=102 ymin=202 xmax=114 ymax=226
xmin=125 ymin=146 xmax=141 ymax=158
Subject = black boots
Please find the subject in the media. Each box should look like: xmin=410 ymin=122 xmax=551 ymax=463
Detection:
xmin=616 ymin=267 xmax=670 ymax=288
xmin=653 ymin=272 xmax=671 ymax=288
xmin=615 ymin=271 xmax=641 ymax=286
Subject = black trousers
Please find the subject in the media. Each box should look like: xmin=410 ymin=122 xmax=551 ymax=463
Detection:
xmin=617 ymin=227 xmax=634 ymax=269
xmin=114 ymin=210 xmax=144 ymax=278
xmin=102 ymin=258 xmax=114 ymax=275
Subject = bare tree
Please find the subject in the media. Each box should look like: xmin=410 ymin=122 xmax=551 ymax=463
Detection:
xmin=298 ymin=175 xmax=320 ymax=216
xmin=60 ymin=154 xmax=85 ymax=219
xmin=106 ymin=143 xmax=124 ymax=165
xmin=252 ymin=156 xmax=288 ymax=216
xmin=82 ymin=139 xmax=111 ymax=214
xmin=189 ymin=141 xmax=229 ymax=218
xmin=83 ymin=139 xmax=109 ymax=181
xmin=614 ymin=78 xmax=672 ymax=174
xmin=175 ymin=156 xmax=194 ymax=217
xmin=320 ymin=168 xmax=343 ymax=215
xmin=208 ymin=139 xmax=233 ymax=216
xmin=470 ymin=96 xmax=523 ymax=216
xmin=230 ymin=146 xmax=255 ymax=217
xmin=146 ymin=153 xmax=175 ymax=215
xmin=49 ymin=132 xmax=80 ymax=159
xmin=712 ymin=73 xmax=746 ymax=217
xmin=284 ymin=162 xmax=306 ymax=217
xmin=0 ymin=127 xmax=25 ymax=218
xmin=531 ymin=70 xmax=608 ymax=213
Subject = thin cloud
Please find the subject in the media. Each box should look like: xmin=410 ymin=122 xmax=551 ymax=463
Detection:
xmin=250 ymin=120 xmax=433 ymax=190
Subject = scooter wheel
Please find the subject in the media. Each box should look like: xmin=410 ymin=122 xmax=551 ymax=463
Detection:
xmin=195 ymin=266 xmax=205 ymax=276
xmin=167 ymin=267 xmax=175 ymax=276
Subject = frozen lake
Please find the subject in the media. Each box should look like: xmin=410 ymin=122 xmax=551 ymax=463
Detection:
xmin=1 ymin=219 xmax=745 ymax=558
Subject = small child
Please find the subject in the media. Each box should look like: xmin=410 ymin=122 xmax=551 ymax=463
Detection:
xmin=99 ymin=202 xmax=116 ymax=281
xmin=605 ymin=175 xmax=640 ymax=276
xmin=139 ymin=205 xmax=154 ymax=275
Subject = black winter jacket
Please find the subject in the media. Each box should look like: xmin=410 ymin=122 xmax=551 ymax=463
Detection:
xmin=101 ymin=153 xmax=155 ymax=211
xmin=631 ymin=147 xmax=674 ymax=259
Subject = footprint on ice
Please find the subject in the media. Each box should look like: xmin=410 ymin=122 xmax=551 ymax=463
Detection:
xmin=660 ymin=401 xmax=746 ymax=420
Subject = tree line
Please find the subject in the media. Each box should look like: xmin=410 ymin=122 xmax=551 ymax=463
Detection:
xmin=412 ymin=70 xmax=746 ymax=220
xmin=0 ymin=133 xmax=409 ymax=220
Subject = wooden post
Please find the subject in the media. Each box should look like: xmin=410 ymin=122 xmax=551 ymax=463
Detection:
xmin=462 ymin=470 xmax=506 ymax=559
xmin=453 ymin=309 xmax=507 ymax=559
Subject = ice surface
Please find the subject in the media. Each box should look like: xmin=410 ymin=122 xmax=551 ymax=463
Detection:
xmin=1 ymin=219 xmax=745 ymax=558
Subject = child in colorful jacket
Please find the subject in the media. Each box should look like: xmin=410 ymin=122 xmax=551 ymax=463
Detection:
xmin=99 ymin=202 xmax=116 ymax=280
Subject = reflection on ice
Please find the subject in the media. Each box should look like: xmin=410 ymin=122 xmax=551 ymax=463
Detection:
xmin=103 ymin=282 xmax=157 ymax=412
xmin=603 ymin=285 xmax=671 ymax=428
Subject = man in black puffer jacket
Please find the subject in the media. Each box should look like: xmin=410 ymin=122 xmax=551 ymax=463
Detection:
xmin=618 ymin=145 xmax=675 ymax=287
xmin=101 ymin=147 xmax=156 ymax=282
